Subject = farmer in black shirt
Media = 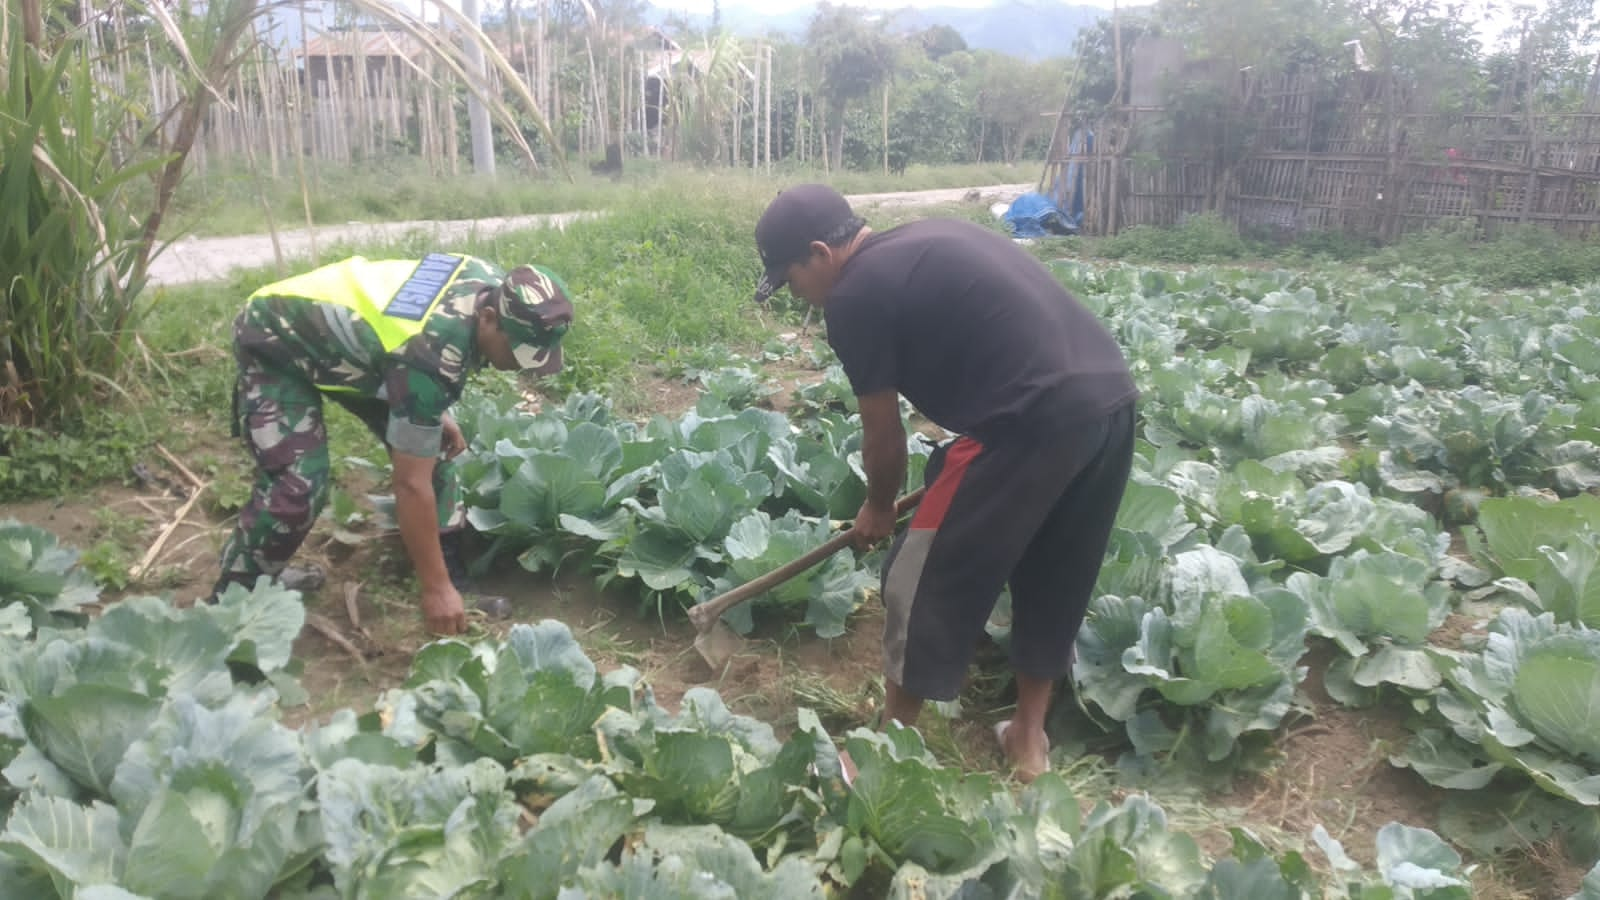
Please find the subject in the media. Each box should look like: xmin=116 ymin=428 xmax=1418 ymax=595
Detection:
xmin=753 ymin=184 xmax=1137 ymax=782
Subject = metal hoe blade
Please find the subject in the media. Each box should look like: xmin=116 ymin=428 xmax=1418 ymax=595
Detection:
xmin=693 ymin=621 xmax=748 ymax=672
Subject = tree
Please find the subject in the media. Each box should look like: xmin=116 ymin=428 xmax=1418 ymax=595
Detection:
xmin=1154 ymin=0 xmax=1355 ymax=74
xmin=805 ymin=3 xmax=897 ymax=169
xmin=1066 ymin=11 xmax=1157 ymax=117
xmin=967 ymin=52 xmax=1061 ymax=163
xmin=889 ymin=60 xmax=972 ymax=168
xmin=1492 ymin=0 xmax=1599 ymax=111
xmin=917 ymin=24 xmax=967 ymax=60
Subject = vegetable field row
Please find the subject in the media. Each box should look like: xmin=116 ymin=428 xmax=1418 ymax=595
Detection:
xmin=5 ymin=262 xmax=1600 ymax=895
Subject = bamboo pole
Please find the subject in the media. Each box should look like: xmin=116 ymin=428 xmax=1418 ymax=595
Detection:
xmin=340 ymin=60 xmax=354 ymax=164
xmin=445 ymin=72 xmax=459 ymax=174
xmin=618 ymin=32 xmax=627 ymax=166
xmin=418 ymin=58 xmax=435 ymax=171
xmin=733 ymin=50 xmax=742 ymax=166
xmin=462 ymin=0 xmax=495 ymax=174
xmin=287 ymin=43 xmax=319 ymax=265
xmin=795 ymin=60 xmax=804 ymax=164
xmin=257 ymin=40 xmax=280 ymax=178
xmin=751 ymin=44 xmax=761 ymax=170
xmin=1112 ymin=0 xmax=1123 ymax=104
xmin=882 ymin=80 xmax=889 ymax=175
xmin=234 ymin=59 xmax=250 ymax=163
xmin=320 ymin=73 xmax=331 ymax=163
xmin=764 ymin=44 xmax=772 ymax=171
xmin=552 ymin=54 xmax=561 ymax=160
xmin=331 ymin=61 xmax=343 ymax=163
xmin=508 ymin=0 xmax=534 ymax=162
xmin=356 ymin=30 xmax=372 ymax=162
xmin=240 ymin=23 xmax=285 ymax=272
xmin=538 ymin=0 xmax=548 ymax=117
xmin=584 ymin=33 xmax=604 ymax=159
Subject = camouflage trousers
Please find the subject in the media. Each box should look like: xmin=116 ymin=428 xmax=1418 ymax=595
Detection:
xmin=217 ymin=350 xmax=464 ymax=584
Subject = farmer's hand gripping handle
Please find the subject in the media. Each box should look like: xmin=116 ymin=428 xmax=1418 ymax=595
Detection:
xmin=687 ymin=487 xmax=927 ymax=631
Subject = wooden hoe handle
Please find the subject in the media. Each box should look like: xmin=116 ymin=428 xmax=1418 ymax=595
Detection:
xmin=688 ymin=487 xmax=927 ymax=631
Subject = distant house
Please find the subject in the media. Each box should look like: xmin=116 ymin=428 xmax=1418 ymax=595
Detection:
xmin=639 ymin=28 xmax=755 ymax=132
xmin=639 ymin=28 xmax=682 ymax=131
xmin=295 ymin=29 xmax=431 ymax=93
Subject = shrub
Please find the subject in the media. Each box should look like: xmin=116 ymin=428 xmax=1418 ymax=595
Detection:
xmin=1099 ymin=213 xmax=1253 ymax=263
xmin=1370 ymin=219 xmax=1600 ymax=289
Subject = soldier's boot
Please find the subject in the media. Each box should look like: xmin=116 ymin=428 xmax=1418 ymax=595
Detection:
xmin=206 ymin=571 xmax=256 ymax=605
xmin=277 ymin=564 xmax=327 ymax=594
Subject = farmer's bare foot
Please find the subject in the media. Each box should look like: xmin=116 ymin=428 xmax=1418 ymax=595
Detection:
xmin=997 ymin=719 xmax=1050 ymax=784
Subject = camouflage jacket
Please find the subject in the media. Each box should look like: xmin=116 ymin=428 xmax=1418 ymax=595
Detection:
xmin=233 ymin=255 xmax=506 ymax=457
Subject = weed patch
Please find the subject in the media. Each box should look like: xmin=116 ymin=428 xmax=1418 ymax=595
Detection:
xmin=1369 ymin=219 xmax=1600 ymax=288
xmin=0 ymin=414 xmax=148 ymax=501
xmin=1100 ymin=213 xmax=1255 ymax=263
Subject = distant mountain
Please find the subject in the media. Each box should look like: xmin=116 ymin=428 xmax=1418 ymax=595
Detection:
xmin=650 ymin=1 xmax=1116 ymax=61
xmin=883 ymin=2 xmax=1107 ymax=60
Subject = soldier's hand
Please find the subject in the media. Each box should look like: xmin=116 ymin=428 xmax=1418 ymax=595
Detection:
xmin=421 ymin=583 xmax=467 ymax=635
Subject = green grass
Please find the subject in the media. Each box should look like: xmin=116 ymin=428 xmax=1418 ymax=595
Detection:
xmin=159 ymin=159 xmax=1043 ymax=239
xmin=1097 ymin=213 xmax=1257 ymax=264
xmin=0 ymin=412 xmax=154 ymax=501
xmin=159 ymin=159 xmax=632 ymax=239
xmin=2 ymin=181 xmax=806 ymax=501
xmin=1043 ymin=211 xmax=1600 ymax=289
xmin=20 ymin=172 xmax=1599 ymax=506
xmin=806 ymin=160 xmax=1040 ymax=193
xmin=1367 ymin=220 xmax=1600 ymax=289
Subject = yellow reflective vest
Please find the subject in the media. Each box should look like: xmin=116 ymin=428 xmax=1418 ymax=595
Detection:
xmin=248 ymin=254 xmax=470 ymax=353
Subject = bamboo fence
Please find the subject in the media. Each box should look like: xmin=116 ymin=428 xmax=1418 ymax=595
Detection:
xmin=177 ymin=24 xmax=779 ymax=177
xmin=1043 ymin=71 xmax=1600 ymax=239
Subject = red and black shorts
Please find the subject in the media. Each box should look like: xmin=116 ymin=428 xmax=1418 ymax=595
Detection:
xmin=880 ymin=401 xmax=1136 ymax=701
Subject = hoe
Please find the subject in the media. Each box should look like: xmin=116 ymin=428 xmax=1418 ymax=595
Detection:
xmin=688 ymin=487 xmax=926 ymax=669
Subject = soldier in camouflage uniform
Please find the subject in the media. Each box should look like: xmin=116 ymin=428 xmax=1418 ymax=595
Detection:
xmin=213 ymin=254 xmax=573 ymax=635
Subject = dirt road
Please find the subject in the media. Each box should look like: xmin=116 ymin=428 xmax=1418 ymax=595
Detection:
xmin=145 ymin=183 xmax=1034 ymax=288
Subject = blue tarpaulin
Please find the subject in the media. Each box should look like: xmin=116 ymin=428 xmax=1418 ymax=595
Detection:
xmin=1002 ymin=192 xmax=1073 ymax=238
xmin=1003 ymin=128 xmax=1092 ymax=238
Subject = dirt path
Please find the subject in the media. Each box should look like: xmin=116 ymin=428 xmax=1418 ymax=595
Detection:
xmin=144 ymin=183 xmax=1035 ymax=288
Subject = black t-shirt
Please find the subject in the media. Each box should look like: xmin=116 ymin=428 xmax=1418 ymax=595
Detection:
xmin=824 ymin=218 xmax=1137 ymax=443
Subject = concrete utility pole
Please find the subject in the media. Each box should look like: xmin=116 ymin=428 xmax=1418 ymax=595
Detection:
xmin=462 ymin=0 xmax=497 ymax=175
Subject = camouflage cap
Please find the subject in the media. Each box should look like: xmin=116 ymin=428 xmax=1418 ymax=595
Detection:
xmin=497 ymin=265 xmax=573 ymax=374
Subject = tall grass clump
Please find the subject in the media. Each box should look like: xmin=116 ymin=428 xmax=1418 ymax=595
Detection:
xmin=0 ymin=13 xmax=157 ymax=427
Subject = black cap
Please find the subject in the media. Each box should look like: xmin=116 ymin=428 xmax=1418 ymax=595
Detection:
xmin=753 ymin=184 xmax=856 ymax=303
